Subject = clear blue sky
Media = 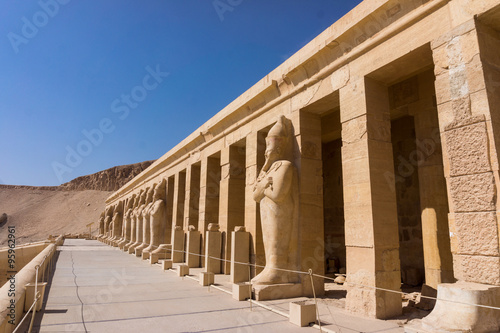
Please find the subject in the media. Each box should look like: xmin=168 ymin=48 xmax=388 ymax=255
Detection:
xmin=0 ymin=0 xmax=361 ymax=186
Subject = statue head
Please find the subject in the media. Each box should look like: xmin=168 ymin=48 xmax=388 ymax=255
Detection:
xmin=114 ymin=201 xmax=124 ymax=216
xmin=153 ymin=179 xmax=166 ymax=201
xmin=127 ymin=194 xmax=136 ymax=210
xmin=138 ymin=189 xmax=147 ymax=206
xmin=105 ymin=205 xmax=114 ymax=219
xmin=146 ymin=183 xmax=156 ymax=203
xmin=265 ymin=115 xmax=289 ymax=164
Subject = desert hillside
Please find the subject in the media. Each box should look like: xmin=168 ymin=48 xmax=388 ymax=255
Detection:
xmin=59 ymin=160 xmax=154 ymax=191
xmin=0 ymin=160 xmax=155 ymax=247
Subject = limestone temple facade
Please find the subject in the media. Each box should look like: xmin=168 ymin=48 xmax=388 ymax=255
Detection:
xmin=98 ymin=0 xmax=500 ymax=331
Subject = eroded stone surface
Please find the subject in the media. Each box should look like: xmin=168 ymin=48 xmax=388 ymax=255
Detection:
xmin=448 ymin=173 xmax=496 ymax=212
xmin=454 ymin=212 xmax=499 ymax=256
xmin=444 ymin=122 xmax=491 ymax=176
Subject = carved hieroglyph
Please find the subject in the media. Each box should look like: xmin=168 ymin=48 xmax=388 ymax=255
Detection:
xmin=251 ymin=115 xmax=299 ymax=285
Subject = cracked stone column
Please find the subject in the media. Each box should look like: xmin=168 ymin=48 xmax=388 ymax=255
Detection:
xmin=339 ymin=76 xmax=402 ymax=319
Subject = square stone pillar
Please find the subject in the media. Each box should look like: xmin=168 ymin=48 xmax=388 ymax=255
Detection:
xmin=163 ymin=177 xmax=175 ymax=245
xmin=172 ymin=171 xmax=186 ymax=231
xmin=199 ymin=156 xmax=221 ymax=266
xmin=431 ymin=19 xmax=500 ymax=286
xmin=230 ymin=229 xmax=250 ymax=283
xmin=184 ymin=164 xmax=200 ymax=231
xmin=205 ymin=229 xmax=222 ymax=273
xmin=199 ymin=157 xmax=221 ymax=233
xmin=339 ymin=77 xmax=402 ymax=319
xmin=186 ymin=230 xmax=201 ymax=268
xmin=219 ymin=145 xmax=246 ymax=274
xmin=171 ymin=228 xmax=184 ymax=263
xmin=244 ymin=131 xmax=266 ymax=277
xmin=290 ymin=110 xmax=325 ymax=297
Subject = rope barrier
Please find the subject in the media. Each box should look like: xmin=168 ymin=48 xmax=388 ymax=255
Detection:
xmin=110 ymin=238 xmax=500 ymax=312
xmin=12 ymin=292 xmax=40 ymax=333
xmin=309 ymin=269 xmax=322 ymax=332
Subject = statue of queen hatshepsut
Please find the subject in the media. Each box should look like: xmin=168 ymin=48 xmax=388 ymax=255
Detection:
xmin=251 ymin=115 xmax=299 ymax=285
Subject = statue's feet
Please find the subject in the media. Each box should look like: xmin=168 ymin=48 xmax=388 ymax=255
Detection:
xmin=251 ymin=267 xmax=289 ymax=285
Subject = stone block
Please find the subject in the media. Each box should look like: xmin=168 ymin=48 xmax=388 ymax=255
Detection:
xmin=161 ymin=259 xmax=172 ymax=271
xmin=289 ymin=301 xmax=316 ymax=327
xmin=24 ymin=282 xmax=47 ymax=312
xmin=421 ymin=282 xmax=500 ymax=332
xmin=416 ymin=284 xmax=437 ymax=311
xmin=199 ymin=272 xmax=214 ymax=286
xmin=171 ymin=229 xmax=184 ymax=263
xmin=141 ymin=251 xmax=150 ymax=260
xmin=454 ymin=212 xmax=499 ymax=256
xmin=453 ymin=254 xmax=500 ymax=285
xmin=186 ymin=230 xmax=201 ymax=268
xmin=448 ymin=173 xmax=496 ymax=212
xmin=150 ymin=251 xmax=170 ymax=265
xmin=444 ymin=122 xmax=491 ymax=176
xmin=230 ymin=230 xmax=250 ymax=283
xmin=232 ymin=282 xmax=252 ymax=301
xmin=205 ymin=230 xmax=222 ymax=273
xmin=177 ymin=264 xmax=189 ymax=277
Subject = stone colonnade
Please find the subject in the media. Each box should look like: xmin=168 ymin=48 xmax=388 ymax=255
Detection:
xmin=98 ymin=0 xmax=500 ymax=330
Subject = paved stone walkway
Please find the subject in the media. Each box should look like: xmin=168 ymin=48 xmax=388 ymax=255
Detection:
xmin=21 ymin=239 xmax=317 ymax=332
xmin=19 ymin=239 xmax=405 ymax=333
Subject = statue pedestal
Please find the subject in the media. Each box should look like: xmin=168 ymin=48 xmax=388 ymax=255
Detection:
xmin=253 ymin=283 xmax=302 ymax=301
xmin=150 ymin=244 xmax=171 ymax=264
xmin=406 ymin=282 xmax=500 ymax=333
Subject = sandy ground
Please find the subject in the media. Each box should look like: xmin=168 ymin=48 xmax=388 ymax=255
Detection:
xmin=0 ymin=188 xmax=112 ymax=247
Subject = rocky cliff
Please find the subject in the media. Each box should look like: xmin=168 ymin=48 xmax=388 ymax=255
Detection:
xmin=0 ymin=160 xmax=155 ymax=246
xmin=59 ymin=160 xmax=155 ymax=191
